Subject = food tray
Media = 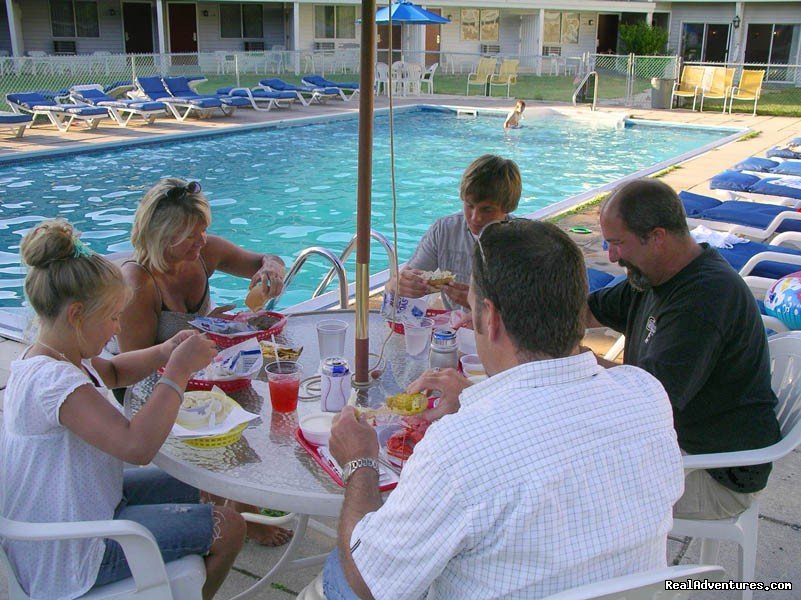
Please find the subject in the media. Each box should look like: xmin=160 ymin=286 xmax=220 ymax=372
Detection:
xmin=206 ymin=311 xmax=287 ymax=348
xmin=183 ymin=422 xmax=248 ymax=448
xmin=157 ymin=368 xmax=252 ymax=393
xmin=388 ymin=309 xmax=449 ymax=335
xmin=295 ymin=429 xmax=398 ymax=492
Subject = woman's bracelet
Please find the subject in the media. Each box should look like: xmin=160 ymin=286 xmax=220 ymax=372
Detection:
xmin=157 ymin=376 xmax=184 ymax=401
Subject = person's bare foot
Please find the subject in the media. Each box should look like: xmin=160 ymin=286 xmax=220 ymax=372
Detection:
xmin=246 ymin=522 xmax=293 ymax=546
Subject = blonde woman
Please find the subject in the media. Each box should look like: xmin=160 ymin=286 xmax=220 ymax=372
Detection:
xmin=119 ymin=178 xmax=292 ymax=547
xmin=119 ymin=178 xmax=285 ymax=350
xmin=0 ymin=219 xmax=244 ymax=600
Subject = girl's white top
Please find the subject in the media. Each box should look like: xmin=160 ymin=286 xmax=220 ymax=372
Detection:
xmin=0 ymin=355 xmax=123 ymax=600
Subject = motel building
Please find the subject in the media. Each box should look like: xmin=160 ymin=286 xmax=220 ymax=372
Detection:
xmin=0 ymin=1 xmax=800 ymax=73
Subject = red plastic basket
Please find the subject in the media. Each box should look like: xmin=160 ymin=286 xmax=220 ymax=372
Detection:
xmin=157 ymin=368 xmax=252 ymax=393
xmin=388 ymin=309 xmax=449 ymax=335
xmin=204 ymin=311 xmax=287 ymax=348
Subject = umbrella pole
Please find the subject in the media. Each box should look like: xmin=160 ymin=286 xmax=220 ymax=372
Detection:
xmin=354 ymin=0 xmax=376 ymax=389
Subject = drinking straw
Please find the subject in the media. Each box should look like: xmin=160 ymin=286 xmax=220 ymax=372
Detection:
xmin=271 ymin=334 xmax=281 ymax=371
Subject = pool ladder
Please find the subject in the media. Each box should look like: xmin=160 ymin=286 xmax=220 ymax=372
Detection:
xmin=267 ymin=229 xmax=398 ymax=310
xmin=572 ymin=71 xmax=598 ymax=111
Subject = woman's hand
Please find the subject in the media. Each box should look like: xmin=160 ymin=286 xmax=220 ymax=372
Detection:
xmin=251 ymin=255 xmax=286 ymax=300
xmin=164 ymin=333 xmax=218 ymax=380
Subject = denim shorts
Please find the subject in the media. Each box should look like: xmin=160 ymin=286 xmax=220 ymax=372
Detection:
xmin=93 ymin=466 xmax=213 ymax=588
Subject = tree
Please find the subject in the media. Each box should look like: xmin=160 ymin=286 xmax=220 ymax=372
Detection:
xmin=618 ymin=22 xmax=669 ymax=55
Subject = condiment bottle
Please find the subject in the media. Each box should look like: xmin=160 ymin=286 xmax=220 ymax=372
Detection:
xmin=429 ymin=327 xmax=459 ymax=370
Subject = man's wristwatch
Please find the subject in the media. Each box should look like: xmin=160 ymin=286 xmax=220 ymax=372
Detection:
xmin=342 ymin=457 xmax=380 ymax=485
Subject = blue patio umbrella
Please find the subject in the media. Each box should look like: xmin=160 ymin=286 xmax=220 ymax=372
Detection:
xmin=374 ymin=0 xmax=450 ymax=24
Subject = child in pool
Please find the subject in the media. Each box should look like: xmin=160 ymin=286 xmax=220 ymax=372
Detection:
xmin=504 ymin=99 xmax=526 ymax=129
xmin=0 ymin=218 xmax=245 ymax=600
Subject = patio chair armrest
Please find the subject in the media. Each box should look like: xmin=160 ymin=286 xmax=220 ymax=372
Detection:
xmin=683 ymin=437 xmax=797 ymax=470
xmin=241 ymin=511 xmax=298 ymax=527
xmin=739 ymin=251 xmax=801 ymax=277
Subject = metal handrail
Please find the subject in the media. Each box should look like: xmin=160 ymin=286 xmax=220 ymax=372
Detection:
xmin=572 ymin=70 xmax=598 ymax=111
xmin=313 ymin=230 xmax=397 ymax=299
xmin=266 ymin=247 xmax=348 ymax=310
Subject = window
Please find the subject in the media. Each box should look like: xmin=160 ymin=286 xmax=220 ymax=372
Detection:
xmin=314 ymin=6 xmax=356 ymax=39
xmin=50 ymin=0 xmax=99 ymax=38
xmin=745 ymin=24 xmax=800 ymax=65
xmin=681 ymin=22 xmax=730 ymax=62
xmin=220 ymin=3 xmax=264 ymax=39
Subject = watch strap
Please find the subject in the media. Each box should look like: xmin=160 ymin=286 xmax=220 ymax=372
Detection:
xmin=342 ymin=457 xmax=380 ymax=485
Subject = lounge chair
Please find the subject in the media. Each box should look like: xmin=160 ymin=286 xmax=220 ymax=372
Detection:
xmin=733 ymin=157 xmax=801 ymax=178
xmin=69 ymin=84 xmax=167 ymax=127
xmin=216 ymin=86 xmax=297 ymax=111
xmin=259 ymin=78 xmax=341 ymax=105
xmin=6 ymin=92 xmax=110 ymax=132
xmin=679 ymin=190 xmax=801 ymax=241
xmin=710 ymin=170 xmax=801 ymax=206
xmin=301 ymin=75 xmax=359 ymax=101
xmin=135 ymin=76 xmax=223 ymax=121
xmin=766 ymin=138 xmax=801 ymax=160
xmin=699 ymin=66 xmax=735 ymax=113
xmin=0 ymin=112 xmax=33 ymax=138
xmin=728 ymin=69 xmax=765 ymax=116
xmin=489 ymin=59 xmax=519 ymax=98
xmin=715 ymin=233 xmax=801 ymax=280
xmin=671 ymin=65 xmax=706 ymax=111
xmin=163 ymin=76 xmax=250 ymax=116
xmin=466 ymin=57 xmax=497 ymax=96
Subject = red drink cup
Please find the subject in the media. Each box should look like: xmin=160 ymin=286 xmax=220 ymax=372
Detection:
xmin=265 ymin=361 xmax=303 ymax=413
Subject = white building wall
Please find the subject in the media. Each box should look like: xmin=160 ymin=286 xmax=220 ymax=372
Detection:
xmin=667 ymin=3 xmax=735 ymax=56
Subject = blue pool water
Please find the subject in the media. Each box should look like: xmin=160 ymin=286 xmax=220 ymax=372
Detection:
xmin=0 ymin=108 xmax=733 ymax=308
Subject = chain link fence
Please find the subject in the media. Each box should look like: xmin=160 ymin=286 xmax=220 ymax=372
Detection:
xmin=0 ymin=50 xmax=799 ymax=115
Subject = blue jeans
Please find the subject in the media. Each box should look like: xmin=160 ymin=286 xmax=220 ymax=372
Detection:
xmin=93 ymin=466 xmax=213 ymax=588
xmin=323 ymin=549 xmax=362 ymax=600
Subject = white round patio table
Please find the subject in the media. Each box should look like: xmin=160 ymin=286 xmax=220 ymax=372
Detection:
xmin=125 ymin=309 xmax=428 ymax=598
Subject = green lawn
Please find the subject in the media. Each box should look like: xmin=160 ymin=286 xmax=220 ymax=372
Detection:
xmin=1 ymin=69 xmax=799 ymax=117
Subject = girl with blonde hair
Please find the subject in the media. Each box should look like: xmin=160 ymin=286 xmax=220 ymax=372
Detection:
xmin=0 ymin=218 xmax=245 ymax=600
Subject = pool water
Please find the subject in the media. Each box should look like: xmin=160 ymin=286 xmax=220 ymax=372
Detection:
xmin=0 ymin=108 xmax=731 ymax=309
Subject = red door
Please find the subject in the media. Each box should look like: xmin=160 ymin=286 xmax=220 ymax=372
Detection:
xmin=425 ymin=9 xmax=442 ymax=67
xmin=168 ymin=3 xmax=198 ymax=54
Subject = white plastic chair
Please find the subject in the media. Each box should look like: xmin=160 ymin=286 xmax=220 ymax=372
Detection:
xmin=375 ymin=62 xmax=389 ymax=95
xmin=404 ymin=63 xmax=424 ymax=96
xmin=670 ymin=331 xmax=801 ymax=600
xmin=0 ymin=515 xmax=205 ymax=599
xmin=421 ymin=62 xmax=438 ymax=95
xmin=543 ymin=565 xmax=726 ymax=599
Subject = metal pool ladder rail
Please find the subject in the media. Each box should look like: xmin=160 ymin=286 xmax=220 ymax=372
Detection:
xmin=267 ymin=246 xmax=348 ymax=310
xmin=313 ymin=229 xmax=397 ymax=299
xmin=572 ymin=71 xmax=598 ymax=111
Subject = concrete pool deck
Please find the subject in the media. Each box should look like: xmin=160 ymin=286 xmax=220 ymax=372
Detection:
xmin=2 ymin=98 xmax=801 ymax=598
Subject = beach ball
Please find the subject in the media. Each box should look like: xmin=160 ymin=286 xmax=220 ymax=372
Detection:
xmin=764 ymin=272 xmax=801 ymax=330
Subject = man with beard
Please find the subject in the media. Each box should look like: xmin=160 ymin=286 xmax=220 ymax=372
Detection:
xmin=586 ymin=178 xmax=781 ymax=519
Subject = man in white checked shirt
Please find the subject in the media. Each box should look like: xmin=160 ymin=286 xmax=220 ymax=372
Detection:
xmin=325 ymin=219 xmax=685 ymax=600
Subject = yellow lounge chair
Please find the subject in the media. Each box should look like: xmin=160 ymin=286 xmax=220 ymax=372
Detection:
xmin=700 ymin=66 xmax=735 ymax=113
xmin=671 ymin=65 xmax=706 ymax=111
xmin=728 ymin=69 xmax=765 ymax=116
xmin=489 ymin=59 xmax=519 ymax=98
xmin=466 ymin=57 xmax=497 ymax=96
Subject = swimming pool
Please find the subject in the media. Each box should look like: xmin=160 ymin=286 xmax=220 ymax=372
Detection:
xmin=0 ymin=107 xmax=737 ymax=309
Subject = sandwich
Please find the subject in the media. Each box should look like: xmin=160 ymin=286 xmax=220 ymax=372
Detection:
xmin=422 ymin=269 xmax=455 ymax=288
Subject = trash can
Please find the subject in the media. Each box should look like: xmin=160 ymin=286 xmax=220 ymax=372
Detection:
xmin=650 ymin=77 xmax=675 ymax=109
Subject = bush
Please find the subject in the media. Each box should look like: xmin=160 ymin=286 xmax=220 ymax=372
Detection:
xmin=619 ymin=23 xmax=668 ymax=55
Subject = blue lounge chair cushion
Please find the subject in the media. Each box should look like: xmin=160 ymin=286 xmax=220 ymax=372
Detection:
xmin=217 ymin=96 xmax=250 ymax=107
xmin=164 ymin=76 xmax=201 ymax=97
xmin=0 ymin=113 xmax=32 ymax=125
xmin=767 ymin=146 xmax=801 ymax=160
xmin=716 ymin=239 xmax=801 ymax=279
xmin=710 ymin=170 xmax=762 ymax=192
xmin=735 ymin=157 xmax=779 ymax=173
xmin=678 ymin=190 xmax=723 ymax=216
xmin=137 ymin=77 xmax=172 ymax=100
xmin=771 ymin=162 xmax=801 ymax=177
xmin=7 ymin=92 xmax=58 ymax=108
xmin=260 ymin=79 xmax=341 ymax=95
xmin=54 ymin=105 xmax=109 ymax=116
xmin=751 ymin=176 xmax=801 ymax=200
xmin=303 ymin=75 xmax=358 ymax=90
xmin=7 ymin=92 xmax=108 ymax=116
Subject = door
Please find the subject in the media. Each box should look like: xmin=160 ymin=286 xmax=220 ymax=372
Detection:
xmin=705 ymin=24 xmax=729 ymax=62
xmin=168 ymin=3 xmax=198 ymax=55
xmin=596 ymin=14 xmax=619 ymax=54
xmin=123 ymin=2 xmax=154 ymax=54
xmin=425 ymin=8 xmax=442 ymax=67
xmin=377 ymin=24 xmax=402 ymax=64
